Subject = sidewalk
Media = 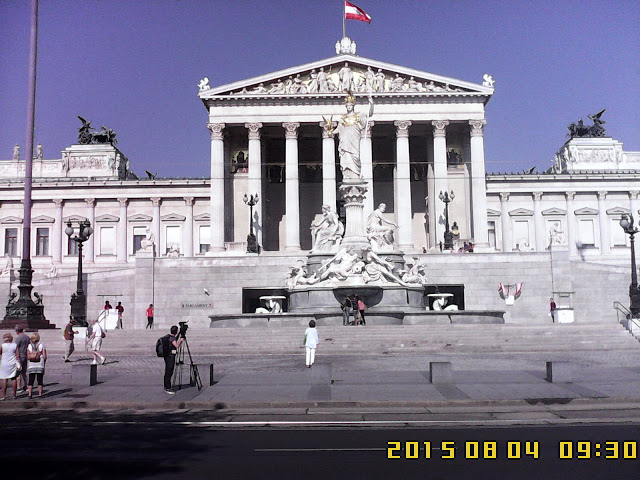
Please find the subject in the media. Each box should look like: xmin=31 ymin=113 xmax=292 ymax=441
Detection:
xmin=2 ymin=351 xmax=640 ymax=423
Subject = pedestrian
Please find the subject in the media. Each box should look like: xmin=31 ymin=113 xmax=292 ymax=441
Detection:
xmin=0 ymin=333 xmax=21 ymax=400
xmin=146 ymin=304 xmax=154 ymax=329
xmin=357 ymin=297 xmax=366 ymax=326
xmin=103 ymin=300 xmax=112 ymax=311
xmin=341 ymin=296 xmax=352 ymax=326
xmin=549 ymin=297 xmax=557 ymax=322
xmin=62 ymin=316 xmax=79 ymax=362
xmin=468 ymin=241 xmax=474 ymax=253
xmin=350 ymin=294 xmax=359 ymax=325
xmin=26 ymin=333 xmax=46 ymax=399
xmin=116 ymin=301 xmax=124 ymax=329
xmin=14 ymin=325 xmax=29 ymax=392
xmin=88 ymin=318 xmax=106 ymax=365
xmin=303 ymin=320 xmax=319 ymax=368
xmin=162 ymin=325 xmax=183 ymax=394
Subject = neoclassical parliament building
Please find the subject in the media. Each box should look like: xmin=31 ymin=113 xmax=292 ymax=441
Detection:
xmin=1 ymin=44 xmax=639 ymax=328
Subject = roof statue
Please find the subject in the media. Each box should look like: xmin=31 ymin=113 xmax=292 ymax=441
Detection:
xmin=482 ymin=74 xmax=495 ymax=87
xmin=197 ymin=77 xmax=210 ymax=92
xmin=567 ymin=109 xmax=607 ymax=139
xmin=77 ymin=116 xmax=118 ymax=145
xmin=335 ymin=36 xmax=357 ymax=55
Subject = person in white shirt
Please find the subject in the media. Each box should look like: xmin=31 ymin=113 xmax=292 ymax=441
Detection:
xmin=303 ymin=320 xmax=319 ymax=368
xmin=89 ymin=318 xmax=106 ymax=365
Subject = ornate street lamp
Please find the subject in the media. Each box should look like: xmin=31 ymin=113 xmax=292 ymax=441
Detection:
xmin=243 ymin=193 xmax=259 ymax=254
xmin=619 ymin=214 xmax=640 ymax=318
xmin=439 ymin=190 xmax=455 ymax=250
xmin=66 ymin=220 xmax=93 ymax=326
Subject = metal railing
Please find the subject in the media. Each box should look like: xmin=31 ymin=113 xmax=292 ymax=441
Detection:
xmin=613 ymin=301 xmax=640 ymax=338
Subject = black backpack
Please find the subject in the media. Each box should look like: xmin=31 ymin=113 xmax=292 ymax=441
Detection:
xmin=155 ymin=334 xmax=171 ymax=357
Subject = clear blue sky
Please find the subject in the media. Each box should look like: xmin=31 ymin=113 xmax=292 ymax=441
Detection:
xmin=1 ymin=0 xmax=638 ymax=178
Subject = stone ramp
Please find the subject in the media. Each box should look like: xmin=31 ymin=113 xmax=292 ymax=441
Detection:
xmin=35 ymin=322 xmax=640 ymax=357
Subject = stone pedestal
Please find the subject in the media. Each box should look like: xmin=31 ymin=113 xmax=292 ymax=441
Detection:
xmin=339 ymin=180 xmax=369 ymax=250
xmin=72 ymin=363 xmax=98 ymax=386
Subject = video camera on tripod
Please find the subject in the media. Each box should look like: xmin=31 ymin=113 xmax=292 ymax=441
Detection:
xmin=178 ymin=321 xmax=189 ymax=338
xmin=172 ymin=320 xmax=202 ymax=390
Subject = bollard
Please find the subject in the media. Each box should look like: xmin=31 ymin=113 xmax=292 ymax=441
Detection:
xmin=71 ymin=364 xmax=98 ymax=386
xmin=429 ymin=362 xmax=453 ymax=384
xmin=546 ymin=361 xmax=572 ymax=383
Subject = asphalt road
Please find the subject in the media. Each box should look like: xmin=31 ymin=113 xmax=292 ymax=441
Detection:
xmin=1 ymin=410 xmax=638 ymax=479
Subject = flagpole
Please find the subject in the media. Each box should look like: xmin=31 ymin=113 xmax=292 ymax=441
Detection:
xmin=342 ymin=0 xmax=345 ymax=39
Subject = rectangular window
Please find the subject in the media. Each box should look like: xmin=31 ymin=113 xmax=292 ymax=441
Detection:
xmin=199 ymin=226 xmax=210 ymax=254
xmin=578 ymin=219 xmax=595 ymax=246
xmin=133 ymin=226 xmax=146 ymax=254
xmin=487 ymin=221 xmax=496 ymax=248
xmin=36 ymin=228 xmax=49 ymax=256
xmin=513 ymin=220 xmax=530 ymax=250
xmin=4 ymin=228 xmax=18 ymax=257
xmin=165 ymin=225 xmax=181 ymax=254
xmin=67 ymin=236 xmax=79 ymax=256
xmin=100 ymin=226 xmax=115 ymax=255
xmin=611 ymin=218 xmax=627 ymax=246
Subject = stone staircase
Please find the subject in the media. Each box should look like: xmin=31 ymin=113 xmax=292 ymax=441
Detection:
xmin=35 ymin=322 xmax=640 ymax=358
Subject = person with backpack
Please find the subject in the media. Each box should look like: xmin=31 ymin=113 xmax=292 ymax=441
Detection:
xmin=158 ymin=325 xmax=183 ymax=394
xmin=14 ymin=325 xmax=30 ymax=392
xmin=26 ymin=333 xmax=46 ymax=399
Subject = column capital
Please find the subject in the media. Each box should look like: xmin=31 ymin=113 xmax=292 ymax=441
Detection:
xmin=282 ymin=122 xmax=300 ymax=139
xmin=319 ymin=121 xmax=337 ymax=138
xmin=597 ymin=190 xmax=607 ymax=200
xmin=184 ymin=196 xmax=194 ymax=206
xmin=117 ymin=197 xmax=129 ymax=207
xmin=533 ymin=192 xmax=543 ymax=201
xmin=84 ymin=198 xmax=96 ymax=207
xmin=150 ymin=197 xmax=162 ymax=207
xmin=207 ymin=122 xmax=225 ymax=140
xmin=245 ymin=122 xmax=263 ymax=139
xmin=469 ymin=119 xmax=487 ymax=136
xmin=362 ymin=120 xmax=375 ymax=139
xmin=566 ymin=191 xmax=576 ymax=201
xmin=499 ymin=192 xmax=510 ymax=202
xmin=432 ymin=120 xmax=449 ymax=137
xmin=394 ymin=120 xmax=412 ymax=138
xmin=53 ymin=199 xmax=64 ymax=207
xmin=630 ymin=190 xmax=640 ymax=200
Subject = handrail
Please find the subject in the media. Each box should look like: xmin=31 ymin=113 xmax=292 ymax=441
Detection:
xmin=614 ymin=301 xmax=640 ymax=337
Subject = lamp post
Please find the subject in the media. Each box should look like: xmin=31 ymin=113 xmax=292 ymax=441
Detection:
xmin=619 ymin=214 xmax=640 ymax=318
xmin=66 ymin=220 xmax=93 ymax=326
xmin=243 ymin=193 xmax=259 ymax=254
xmin=439 ymin=190 xmax=455 ymax=250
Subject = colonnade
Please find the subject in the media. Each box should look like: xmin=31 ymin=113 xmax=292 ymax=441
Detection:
xmin=208 ymin=119 xmax=489 ymax=252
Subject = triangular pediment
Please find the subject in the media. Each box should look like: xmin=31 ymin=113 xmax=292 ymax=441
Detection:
xmin=194 ymin=213 xmax=210 ymax=222
xmin=542 ymin=208 xmax=567 ymax=216
xmin=487 ymin=209 xmax=501 ymax=217
xmin=62 ymin=215 xmax=87 ymax=223
xmin=161 ymin=213 xmax=186 ymax=222
xmin=199 ymin=54 xmax=493 ymax=100
xmin=606 ymin=207 xmax=631 ymax=216
xmin=0 ymin=216 xmax=22 ymax=224
xmin=509 ymin=208 xmax=534 ymax=217
xmin=127 ymin=214 xmax=152 ymax=222
xmin=32 ymin=215 xmax=55 ymax=224
xmin=574 ymin=207 xmax=599 ymax=216
xmin=95 ymin=214 xmax=120 ymax=223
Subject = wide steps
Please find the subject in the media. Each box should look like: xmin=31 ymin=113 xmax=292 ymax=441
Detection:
xmin=35 ymin=323 xmax=639 ymax=355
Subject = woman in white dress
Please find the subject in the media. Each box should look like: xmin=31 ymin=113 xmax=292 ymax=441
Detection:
xmin=0 ymin=333 xmax=21 ymax=400
xmin=26 ymin=333 xmax=47 ymax=399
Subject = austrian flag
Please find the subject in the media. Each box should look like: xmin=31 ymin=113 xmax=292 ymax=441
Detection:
xmin=345 ymin=1 xmax=371 ymax=23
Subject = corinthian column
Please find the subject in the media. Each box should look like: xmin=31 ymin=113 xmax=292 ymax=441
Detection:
xmin=283 ymin=122 xmax=301 ymax=250
xmin=85 ymin=198 xmax=95 ymax=262
xmin=151 ymin=197 xmax=161 ymax=256
xmin=184 ymin=197 xmax=194 ymax=257
xmin=52 ymin=199 xmax=63 ymax=263
xmin=320 ymin=121 xmax=337 ymax=211
xmin=597 ymin=191 xmax=610 ymax=254
xmin=395 ymin=120 xmax=413 ymax=250
xmin=361 ymin=120 xmax=375 ymax=218
xmin=533 ymin=192 xmax=545 ymax=251
xmin=469 ymin=119 xmax=489 ymax=248
xmin=499 ymin=192 xmax=511 ymax=251
xmin=432 ymin=120 xmax=449 ymax=245
xmin=208 ymin=122 xmax=225 ymax=252
xmin=246 ymin=122 xmax=263 ymax=247
xmin=117 ymin=198 xmax=128 ymax=262
xmin=566 ymin=191 xmax=577 ymax=256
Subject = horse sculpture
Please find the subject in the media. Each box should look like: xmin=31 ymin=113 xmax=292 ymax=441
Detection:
xmin=77 ymin=116 xmax=118 ymax=145
xmin=567 ymin=109 xmax=606 ymax=139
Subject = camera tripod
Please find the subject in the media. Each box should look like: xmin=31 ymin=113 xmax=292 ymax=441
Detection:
xmin=171 ymin=333 xmax=202 ymax=391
